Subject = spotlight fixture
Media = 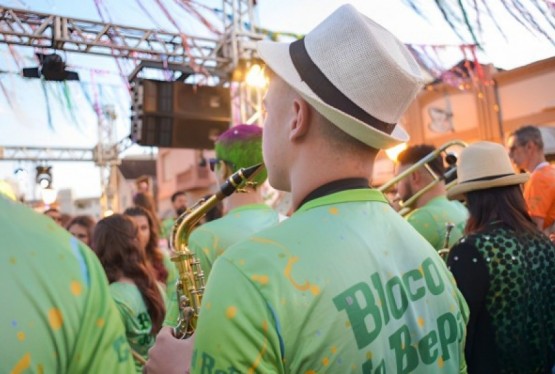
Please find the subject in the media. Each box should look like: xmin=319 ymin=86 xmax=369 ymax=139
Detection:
xmin=14 ymin=167 xmax=26 ymax=177
xmin=36 ymin=166 xmax=53 ymax=189
xmin=22 ymin=53 xmax=80 ymax=82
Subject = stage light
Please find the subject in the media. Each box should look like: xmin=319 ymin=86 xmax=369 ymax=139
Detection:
xmin=22 ymin=53 xmax=80 ymax=82
xmin=245 ymin=63 xmax=268 ymax=88
xmin=14 ymin=167 xmax=27 ymax=179
xmin=231 ymin=58 xmax=267 ymax=85
xmin=36 ymin=166 xmax=53 ymax=189
xmin=385 ymin=143 xmax=408 ymax=162
xmin=41 ymin=187 xmax=57 ymax=205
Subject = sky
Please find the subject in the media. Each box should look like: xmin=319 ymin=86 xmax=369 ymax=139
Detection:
xmin=1 ymin=0 xmax=554 ymax=201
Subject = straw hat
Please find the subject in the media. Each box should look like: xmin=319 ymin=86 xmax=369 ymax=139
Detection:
xmin=447 ymin=141 xmax=529 ymax=200
xmin=257 ymin=4 xmax=425 ymax=150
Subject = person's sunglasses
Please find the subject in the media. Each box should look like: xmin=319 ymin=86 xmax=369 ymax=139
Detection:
xmin=208 ymin=158 xmax=235 ymax=172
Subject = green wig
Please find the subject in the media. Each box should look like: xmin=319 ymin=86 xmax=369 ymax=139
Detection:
xmin=215 ymin=124 xmax=267 ymax=187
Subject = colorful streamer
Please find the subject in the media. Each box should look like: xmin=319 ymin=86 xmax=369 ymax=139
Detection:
xmin=0 ymin=77 xmax=15 ymax=110
xmin=39 ymin=79 xmax=54 ymax=130
xmin=457 ymin=0 xmax=482 ymax=48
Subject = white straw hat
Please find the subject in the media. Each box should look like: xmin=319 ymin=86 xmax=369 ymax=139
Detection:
xmin=257 ymin=4 xmax=425 ymax=149
xmin=447 ymin=141 xmax=530 ymax=200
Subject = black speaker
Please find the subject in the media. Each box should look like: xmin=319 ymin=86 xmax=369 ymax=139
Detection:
xmin=131 ymin=80 xmax=231 ymax=149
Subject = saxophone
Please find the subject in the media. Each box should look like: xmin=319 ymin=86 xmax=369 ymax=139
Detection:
xmin=169 ymin=163 xmax=264 ymax=339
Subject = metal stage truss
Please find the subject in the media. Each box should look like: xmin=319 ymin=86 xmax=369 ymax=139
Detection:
xmin=0 ymin=2 xmax=265 ymax=212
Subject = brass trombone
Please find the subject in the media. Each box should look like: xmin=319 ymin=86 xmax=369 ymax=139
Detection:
xmin=379 ymin=140 xmax=467 ymax=216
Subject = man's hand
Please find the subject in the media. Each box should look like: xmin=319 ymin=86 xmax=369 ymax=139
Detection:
xmin=144 ymin=327 xmax=195 ymax=374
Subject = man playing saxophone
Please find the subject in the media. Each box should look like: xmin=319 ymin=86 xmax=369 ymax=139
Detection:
xmin=146 ymin=4 xmax=468 ymax=373
xmin=161 ymin=124 xmax=281 ymax=329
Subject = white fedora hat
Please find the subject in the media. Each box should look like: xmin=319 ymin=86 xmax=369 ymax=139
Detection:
xmin=257 ymin=4 xmax=425 ymax=149
xmin=447 ymin=141 xmax=530 ymax=200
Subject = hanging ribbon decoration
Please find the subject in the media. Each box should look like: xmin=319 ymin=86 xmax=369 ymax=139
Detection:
xmin=134 ymin=0 xmax=164 ymax=29
xmin=7 ymin=45 xmax=25 ymax=71
xmin=457 ymin=0 xmax=482 ymax=48
xmin=92 ymin=0 xmax=131 ymax=92
xmin=153 ymin=0 xmax=209 ymax=77
xmin=39 ymin=79 xmax=54 ymax=130
xmin=62 ymin=81 xmax=82 ymax=130
xmin=89 ymin=70 xmax=103 ymax=120
xmin=404 ymin=0 xmax=555 ymax=46
xmin=79 ymin=80 xmax=96 ymax=118
xmin=175 ymin=0 xmax=221 ymax=35
xmin=479 ymin=0 xmax=509 ymax=40
xmin=0 ymin=76 xmax=15 ymax=110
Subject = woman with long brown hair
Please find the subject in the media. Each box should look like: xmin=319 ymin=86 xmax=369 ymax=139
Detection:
xmin=92 ymin=214 xmax=165 ymax=371
xmin=447 ymin=141 xmax=555 ymax=373
xmin=124 ymin=206 xmax=178 ymax=305
xmin=65 ymin=214 xmax=95 ymax=246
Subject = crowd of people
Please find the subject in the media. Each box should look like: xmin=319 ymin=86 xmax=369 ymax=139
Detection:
xmin=1 ymin=4 xmax=554 ymax=374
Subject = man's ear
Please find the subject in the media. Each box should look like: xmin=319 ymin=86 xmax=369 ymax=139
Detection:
xmin=289 ymin=97 xmax=311 ymax=141
xmin=524 ymin=140 xmax=536 ymax=152
xmin=410 ymin=169 xmax=421 ymax=186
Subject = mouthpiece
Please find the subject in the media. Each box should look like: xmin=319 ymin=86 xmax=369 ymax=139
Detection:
xmin=218 ymin=163 xmax=265 ymax=197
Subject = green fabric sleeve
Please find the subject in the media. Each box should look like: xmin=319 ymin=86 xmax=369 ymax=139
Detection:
xmin=67 ymin=245 xmax=136 ymax=373
xmin=407 ymin=209 xmax=442 ymax=249
xmin=188 ymin=228 xmax=217 ymax=280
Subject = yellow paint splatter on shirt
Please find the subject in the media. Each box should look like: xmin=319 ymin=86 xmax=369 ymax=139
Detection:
xmin=11 ymin=353 xmax=31 ymax=374
xmin=305 ymin=370 xmax=316 ymax=374
xmin=330 ymin=346 xmax=337 ymax=354
xmin=48 ymin=308 xmax=63 ymax=330
xmin=417 ymin=317 xmax=425 ymax=328
xmin=70 ymin=281 xmax=82 ymax=296
xmin=96 ymin=318 xmax=105 ymax=328
xmin=345 ymin=320 xmax=351 ymax=328
xmin=366 ymin=351 xmax=373 ymax=360
xmin=226 ymin=306 xmax=237 ymax=319
xmin=251 ymin=274 xmax=269 ymax=285
xmin=438 ymin=356 xmax=444 ymax=368
xmin=322 ymin=357 xmax=330 ymax=366
xmin=17 ymin=331 xmax=25 ymax=341
xmin=203 ymin=248 xmax=210 ymax=255
xmin=37 ymin=364 xmax=44 ymax=374
xmin=9 ymin=257 xmax=16 ymax=265
xmin=284 ymin=257 xmax=320 ymax=295
xmin=328 ymin=207 xmax=339 ymax=215
xmin=247 ymin=321 xmax=269 ymax=374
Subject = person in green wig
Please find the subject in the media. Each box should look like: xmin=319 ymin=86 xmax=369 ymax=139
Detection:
xmin=162 ymin=123 xmax=281 ymax=327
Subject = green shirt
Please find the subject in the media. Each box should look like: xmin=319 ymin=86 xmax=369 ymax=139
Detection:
xmin=190 ymin=203 xmax=280 ymax=279
xmin=192 ymin=189 xmax=469 ymax=373
xmin=0 ymin=196 xmax=135 ymax=374
xmin=110 ymin=282 xmax=156 ymax=372
xmin=164 ymin=203 xmax=280 ymax=327
xmin=406 ymin=196 xmax=468 ymax=250
xmin=162 ymin=250 xmax=178 ymax=305
xmin=161 ymin=217 xmax=175 ymax=241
